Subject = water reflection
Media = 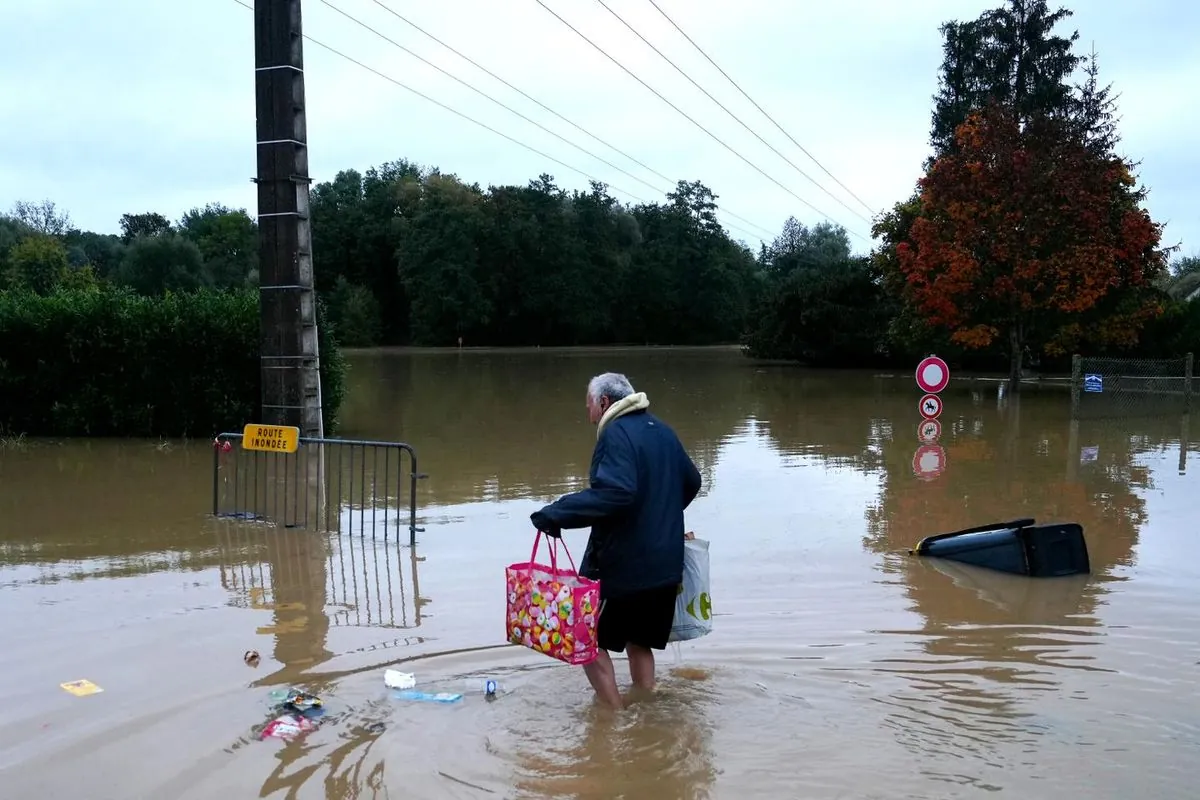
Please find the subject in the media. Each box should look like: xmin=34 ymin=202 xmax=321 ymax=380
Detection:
xmin=863 ymin=387 xmax=1158 ymax=573
xmin=746 ymin=366 xmax=894 ymax=470
xmin=852 ymin=385 xmax=1194 ymax=787
xmin=265 ymin=350 xmax=1198 ymax=798
xmin=213 ymin=522 xmax=429 ymax=799
xmin=215 ymin=522 xmax=332 ymax=684
xmin=214 ymin=522 xmax=426 ymax=688
xmin=873 ymin=554 xmax=1105 ymax=779
xmin=1 ymin=349 xmax=1197 ymax=798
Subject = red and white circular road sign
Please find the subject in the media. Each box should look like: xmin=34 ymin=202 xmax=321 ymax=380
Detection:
xmin=919 ymin=393 xmax=943 ymax=420
xmin=917 ymin=419 xmax=942 ymax=443
xmin=915 ymin=355 xmax=950 ymax=394
xmin=912 ymin=444 xmax=946 ymax=480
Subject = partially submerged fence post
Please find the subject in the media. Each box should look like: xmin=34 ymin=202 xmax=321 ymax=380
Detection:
xmin=1180 ymin=413 xmax=1190 ymax=475
xmin=1184 ymin=352 xmax=1194 ymax=414
xmin=1070 ymin=354 xmax=1082 ymax=419
xmin=409 ymin=545 xmax=425 ymax=626
xmin=1066 ymin=417 xmax=1080 ymax=482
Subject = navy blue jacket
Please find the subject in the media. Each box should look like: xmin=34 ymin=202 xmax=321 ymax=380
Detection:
xmin=536 ymin=410 xmax=702 ymax=598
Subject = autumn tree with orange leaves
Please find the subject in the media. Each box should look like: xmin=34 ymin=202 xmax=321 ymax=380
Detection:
xmin=896 ymin=104 xmax=1168 ymax=387
xmin=870 ymin=1 xmax=1180 ymax=382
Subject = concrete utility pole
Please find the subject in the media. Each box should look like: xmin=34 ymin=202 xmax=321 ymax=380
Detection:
xmin=254 ymin=0 xmax=324 ymax=440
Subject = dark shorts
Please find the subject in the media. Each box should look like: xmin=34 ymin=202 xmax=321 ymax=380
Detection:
xmin=597 ymin=582 xmax=678 ymax=653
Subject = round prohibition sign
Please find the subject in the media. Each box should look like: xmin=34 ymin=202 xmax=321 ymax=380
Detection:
xmin=912 ymin=444 xmax=946 ymax=480
xmin=915 ymin=355 xmax=951 ymax=394
xmin=919 ymin=393 xmax=943 ymax=420
xmin=917 ymin=419 xmax=942 ymax=443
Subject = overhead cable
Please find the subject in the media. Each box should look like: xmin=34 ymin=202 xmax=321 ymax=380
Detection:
xmin=646 ymin=0 xmax=878 ymax=217
xmin=348 ymin=0 xmax=772 ymax=237
xmin=596 ymin=0 xmax=871 ymax=225
xmin=229 ymin=0 xmax=769 ymax=242
xmin=533 ymin=0 xmax=869 ymax=242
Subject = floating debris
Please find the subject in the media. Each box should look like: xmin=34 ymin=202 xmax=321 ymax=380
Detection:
xmin=384 ymin=669 xmax=416 ymax=689
xmin=279 ymin=688 xmax=322 ymax=713
xmin=261 ymin=714 xmax=316 ymax=741
xmin=393 ymin=690 xmax=463 ymax=704
xmin=60 ymin=679 xmax=103 ymax=697
xmin=258 ymin=688 xmax=326 ymax=743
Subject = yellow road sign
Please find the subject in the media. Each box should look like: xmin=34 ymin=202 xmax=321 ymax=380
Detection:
xmin=242 ymin=423 xmax=300 ymax=453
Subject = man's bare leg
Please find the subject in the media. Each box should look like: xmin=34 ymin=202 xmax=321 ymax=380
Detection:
xmin=583 ymin=650 xmax=624 ymax=709
xmin=626 ymin=644 xmax=657 ymax=691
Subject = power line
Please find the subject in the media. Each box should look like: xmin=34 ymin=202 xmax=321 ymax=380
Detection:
xmin=319 ymin=1 xmax=667 ymax=196
xmin=533 ymin=0 xmax=869 ymax=242
xmin=320 ymin=0 xmax=773 ymax=239
xmin=646 ymin=0 xmax=877 ymax=217
xmin=369 ymin=0 xmax=671 ymax=187
xmin=232 ymin=1 xmax=642 ymax=201
xmin=595 ymin=0 xmax=871 ymax=226
xmin=355 ymin=0 xmax=772 ymax=237
xmin=230 ymin=0 xmax=767 ymax=243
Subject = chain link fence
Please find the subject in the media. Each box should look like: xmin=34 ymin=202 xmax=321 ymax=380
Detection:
xmin=1071 ymin=353 xmax=1195 ymax=419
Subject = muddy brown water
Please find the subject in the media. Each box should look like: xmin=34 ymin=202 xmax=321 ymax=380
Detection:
xmin=1 ymin=347 xmax=1197 ymax=799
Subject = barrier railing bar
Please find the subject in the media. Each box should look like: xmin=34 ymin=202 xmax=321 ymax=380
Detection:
xmin=211 ymin=432 xmax=428 ymax=546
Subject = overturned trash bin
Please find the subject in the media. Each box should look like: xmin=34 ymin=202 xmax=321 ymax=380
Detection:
xmin=910 ymin=518 xmax=1090 ymax=577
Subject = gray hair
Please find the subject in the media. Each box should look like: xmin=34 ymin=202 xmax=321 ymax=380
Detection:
xmin=587 ymin=372 xmax=634 ymax=404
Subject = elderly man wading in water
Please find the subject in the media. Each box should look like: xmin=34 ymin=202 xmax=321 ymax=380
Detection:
xmin=531 ymin=372 xmax=702 ymax=709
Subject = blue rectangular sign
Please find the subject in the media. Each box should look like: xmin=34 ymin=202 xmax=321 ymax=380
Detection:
xmin=1083 ymin=373 xmax=1103 ymax=393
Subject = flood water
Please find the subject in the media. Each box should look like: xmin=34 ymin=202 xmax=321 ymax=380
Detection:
xmin=1 ymin=346 xmax=1197 ymax=799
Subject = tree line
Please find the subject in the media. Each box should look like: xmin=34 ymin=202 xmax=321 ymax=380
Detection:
xmin=0 ymin=203 xmax=345 ymax=438
xmin=0 ymin=177 xmax=766 ymax=349
xmin=2 ymin=0 xmax=1198 ymax=426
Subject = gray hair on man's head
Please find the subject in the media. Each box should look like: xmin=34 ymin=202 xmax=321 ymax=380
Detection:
xmin=587 ymin=372 xmax=634 ymax=404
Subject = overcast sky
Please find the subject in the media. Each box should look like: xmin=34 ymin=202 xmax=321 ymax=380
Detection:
xmin=0 ymin=0 xmax=1194 ymax=255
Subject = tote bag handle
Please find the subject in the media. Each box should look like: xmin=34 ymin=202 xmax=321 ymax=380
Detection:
xmin=528 ymin=529 xmax=580 ymax=575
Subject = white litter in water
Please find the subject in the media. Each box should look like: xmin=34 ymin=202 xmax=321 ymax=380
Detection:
xmin=384 ymin=669 xmax=416 ymax=689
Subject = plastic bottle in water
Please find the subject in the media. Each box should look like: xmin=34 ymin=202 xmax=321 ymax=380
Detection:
xmin=463 ymin=678 xmax=503 ymax=696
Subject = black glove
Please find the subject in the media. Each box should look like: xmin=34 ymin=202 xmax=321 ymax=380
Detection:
xmin=530 ymin=510 xmax=561 ymax=538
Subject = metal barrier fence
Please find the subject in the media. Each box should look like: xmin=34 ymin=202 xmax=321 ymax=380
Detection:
xmin=212 ymin=433 xmax=426 ymax=545
xmin=1071 ymin=353 xmax=1194 ymax=419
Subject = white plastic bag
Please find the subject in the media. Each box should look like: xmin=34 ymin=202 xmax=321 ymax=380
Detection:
xmin=383 ymin=669 xmax=415 ymax=689
xmin=668 ymin=536 xmax=712 ymax=643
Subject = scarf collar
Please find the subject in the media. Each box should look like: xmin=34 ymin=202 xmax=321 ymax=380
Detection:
xmin=595 ymin=392 xmax=650 ymax=439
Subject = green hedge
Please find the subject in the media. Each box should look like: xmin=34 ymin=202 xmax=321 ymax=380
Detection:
xmin=0 ymin=286 xmax=346 ymax=438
